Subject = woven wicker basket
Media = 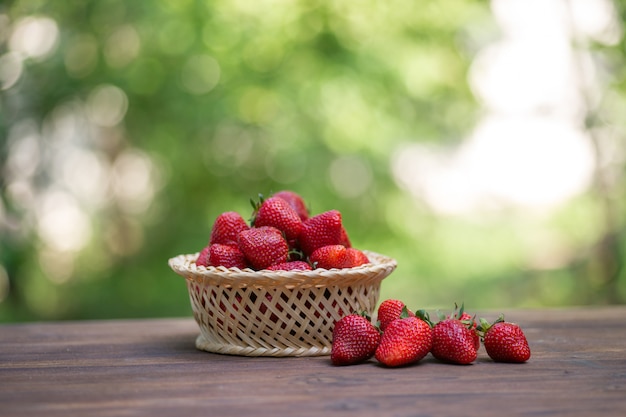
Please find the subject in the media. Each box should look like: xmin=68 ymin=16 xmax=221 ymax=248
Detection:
xmin=168 ymin=250 xmax=396 ymax=357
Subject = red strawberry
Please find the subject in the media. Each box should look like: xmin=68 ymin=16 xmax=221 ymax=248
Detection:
xmin=457 ymin=312 xmax=477 ymax=327
xmin=266 ymin=261 xmax=312 ymax=271
xmin=252 ymin=196 xmax=303 ymax=242
xmin=196 ymin=245 xmax=211 ymax=267
xmin=237 ymin=226 xmax=289 ymax=270
xmin=331 ymin=313 xmax=381 ymax=366
xmin=447 ymin=305 xmax=479 ymax=351
xmin=309 ymin=245 xmax=349 ymax=269
xmin=272 ymin=190 xmax=309 ymax=221
xmin=377 ymin=299 xmax=415 ymax=332
xmin=299 ymin=210 xmax=345 ymax=256
xmin=339 ymin=226 xmax=352 ymax=248
xmin=207 ymin=243 xmax=248 ymax=269
xmin=431 ymin=318 xmax=478 ymax=365
xmin=479 ymin=317 xmax=531 ymax=363
xmin=209 ymin=211 xmax=250 ymax=247
xmin=375 ymin=316 xmax=433 ymax=367
xmin=345 ymin=248 xmax=369 ymax=267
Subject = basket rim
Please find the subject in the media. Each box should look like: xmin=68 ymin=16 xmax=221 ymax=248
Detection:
xmin=168 ymin=250 xmax=397 ymax=288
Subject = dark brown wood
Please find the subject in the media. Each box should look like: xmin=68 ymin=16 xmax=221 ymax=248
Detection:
xmin=1 ymin=306 xmax=626 ymax=417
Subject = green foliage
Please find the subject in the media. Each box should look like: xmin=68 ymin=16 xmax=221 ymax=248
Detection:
xmin=1 ymin=0 xmax=625 ymax=322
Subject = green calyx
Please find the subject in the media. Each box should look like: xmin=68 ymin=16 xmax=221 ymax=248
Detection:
xmin=477 ymin=314 xmax=505 ymax=337
xmin=248 ymin=193 xmax=266 ymax=226
xmin=416 ymin=309 xmax=434 ymax=327
xmin=357 ymin=310 xmax=373 ymax=323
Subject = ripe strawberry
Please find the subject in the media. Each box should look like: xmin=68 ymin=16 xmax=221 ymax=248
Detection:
xmin=252 ymin=196 xmax=303 ymax=242
xmin=377 ymin=299 xmax=415 ymax=332
xmin=479 ymin=317 xmax=531 ymax=363
xmin=237 ymin=226 xmax=289 ymax=270
xmin=266 ymin=261 xmax=312 ymax=271
xmin=299 ymin=210 xmax=345 ymax=256
xmin=272 ymin=190 xmax=309 ymax=221
xmin=339 ymin=226 xmax=352 ymax=248
xmin=345 ymin=248 xmax=369 ymax=267
xmin=331 ymin=313 xmax=381 ymax=366
xmin=447 ymin=304 xmax=479 ymax=351
xmin=375 ymin=316 xmax=433 ymax=367
xmin=431 ymin=318 xmax=478 ymax=365
xmin=196 ymin=245 xmax=211 ymax=267
xmin=209 ymin=211 xmax=250 ymax=247
xmin=309 ymin=245 xmax=349 ymax=269
xmin=206 ymin=243 xmax=248 ymax=269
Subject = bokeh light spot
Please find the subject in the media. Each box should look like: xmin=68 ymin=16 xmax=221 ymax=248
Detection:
xmin=180 ymin=54 xmax=220 ymax=95
xmin=9 ymin=16 xmax=59 ymax=59
xmin=36 ymin=190 xmax=91 ymax=252
xmin=237 ymin=87 xmax=281 ymax=125
xmin=111 ymin=149 xmax=157 ymax=214
xmin=329 ymin=155 xmax=373 ymax=199
xmin=0 ymin=52 xmax=24 ymax=90
xmin=86 ymin=84 xmax=129 ymax=127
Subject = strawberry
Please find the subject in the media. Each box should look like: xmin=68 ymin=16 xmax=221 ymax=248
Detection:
xmin=272 ymin=190 xmax=309 ymax=221
xmin=375 ymin=316 xmax=433 ymax=367
xmin=377 ymin=299 xmax=415 ymax=332
xmin=309 ymin=245 xmax=349 ymax=269
xmin=206 ymin=243 xmax=248 ymax=269
xmin=479 ymin=316 xmax=531 ymax=363
xmin=331 ymin=313 xmax=381 ymax=366
xmin=209 ymin=211 xmax=250 ymax=247
xmin=196 ymin=245 xmax=211 ymax=267
xmin=266 ymin=261 xmax=312 ymax=271
xmin=299 ymin=210 xmax=345 ymax=256
xmin=447 ymin=304 xmax=479 ymax=351
xmin=339 ymin=226 xmax=352 ymax=248
xmin=237 ymin=226 xmax=289 ymax=270
xmin=431 ymin=317 xmax=478 ymax=365
xmin=345 ymin=248 xmax=369 ymax=267
xmin=252 ymin=196 xmax=303 ymax=242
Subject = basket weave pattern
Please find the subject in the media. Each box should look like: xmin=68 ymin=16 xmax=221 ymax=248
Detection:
xmin=169 ymin=251 xmax=396 ymax=357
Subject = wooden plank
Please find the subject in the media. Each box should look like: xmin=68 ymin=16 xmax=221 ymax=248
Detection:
xmin=1 ymin=307 xmax=625 ymax=417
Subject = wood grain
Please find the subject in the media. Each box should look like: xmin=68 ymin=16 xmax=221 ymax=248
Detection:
xmin=1 ymin=306 xmax=625 ymax=417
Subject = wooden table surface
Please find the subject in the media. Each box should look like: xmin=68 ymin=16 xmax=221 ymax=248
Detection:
xmin=1 ymin=306 xmax=625 ymax=417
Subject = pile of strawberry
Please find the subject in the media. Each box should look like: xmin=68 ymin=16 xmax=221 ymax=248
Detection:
xmin=331 ymin=299 xmax=531 ymax=367
xmin=195 ymin=190 xmax=371 ymax=271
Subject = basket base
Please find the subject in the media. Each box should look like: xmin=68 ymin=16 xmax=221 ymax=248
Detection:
xmin=195 ymin=334 xmax=331 ymax=357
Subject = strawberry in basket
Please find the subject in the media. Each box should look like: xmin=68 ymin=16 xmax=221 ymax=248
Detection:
xmin=196 ymin=190 xmax=370 ymax=271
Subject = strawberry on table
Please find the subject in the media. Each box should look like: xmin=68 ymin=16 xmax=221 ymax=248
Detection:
xmin=375 ymin=315 xmax=433 ymax=367
xmin=446 ymin=304 xmax=479 ymax=351
xmin=209 ymin=211 xmax=250 ymax=247
xmin=377 ymin=299 xmax=415 ymax=332
xmin=431 ymin=312 xmax=479 ymax=365
xmin=331 ymin=313 xmax=381 ymax=366
xmin=479 ymin=316 xmax=531 ymax=363
xmin=252 ymin=196 xmax=303 ymax=242
xmin=272 ymin=190 xmax=309 ymax=221
xmin=237 ymin=226 xmax=289 ymax=270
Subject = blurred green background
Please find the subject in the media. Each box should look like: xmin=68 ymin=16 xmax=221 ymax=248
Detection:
xmin=1 ymin=0 xmax=625 ymax=322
